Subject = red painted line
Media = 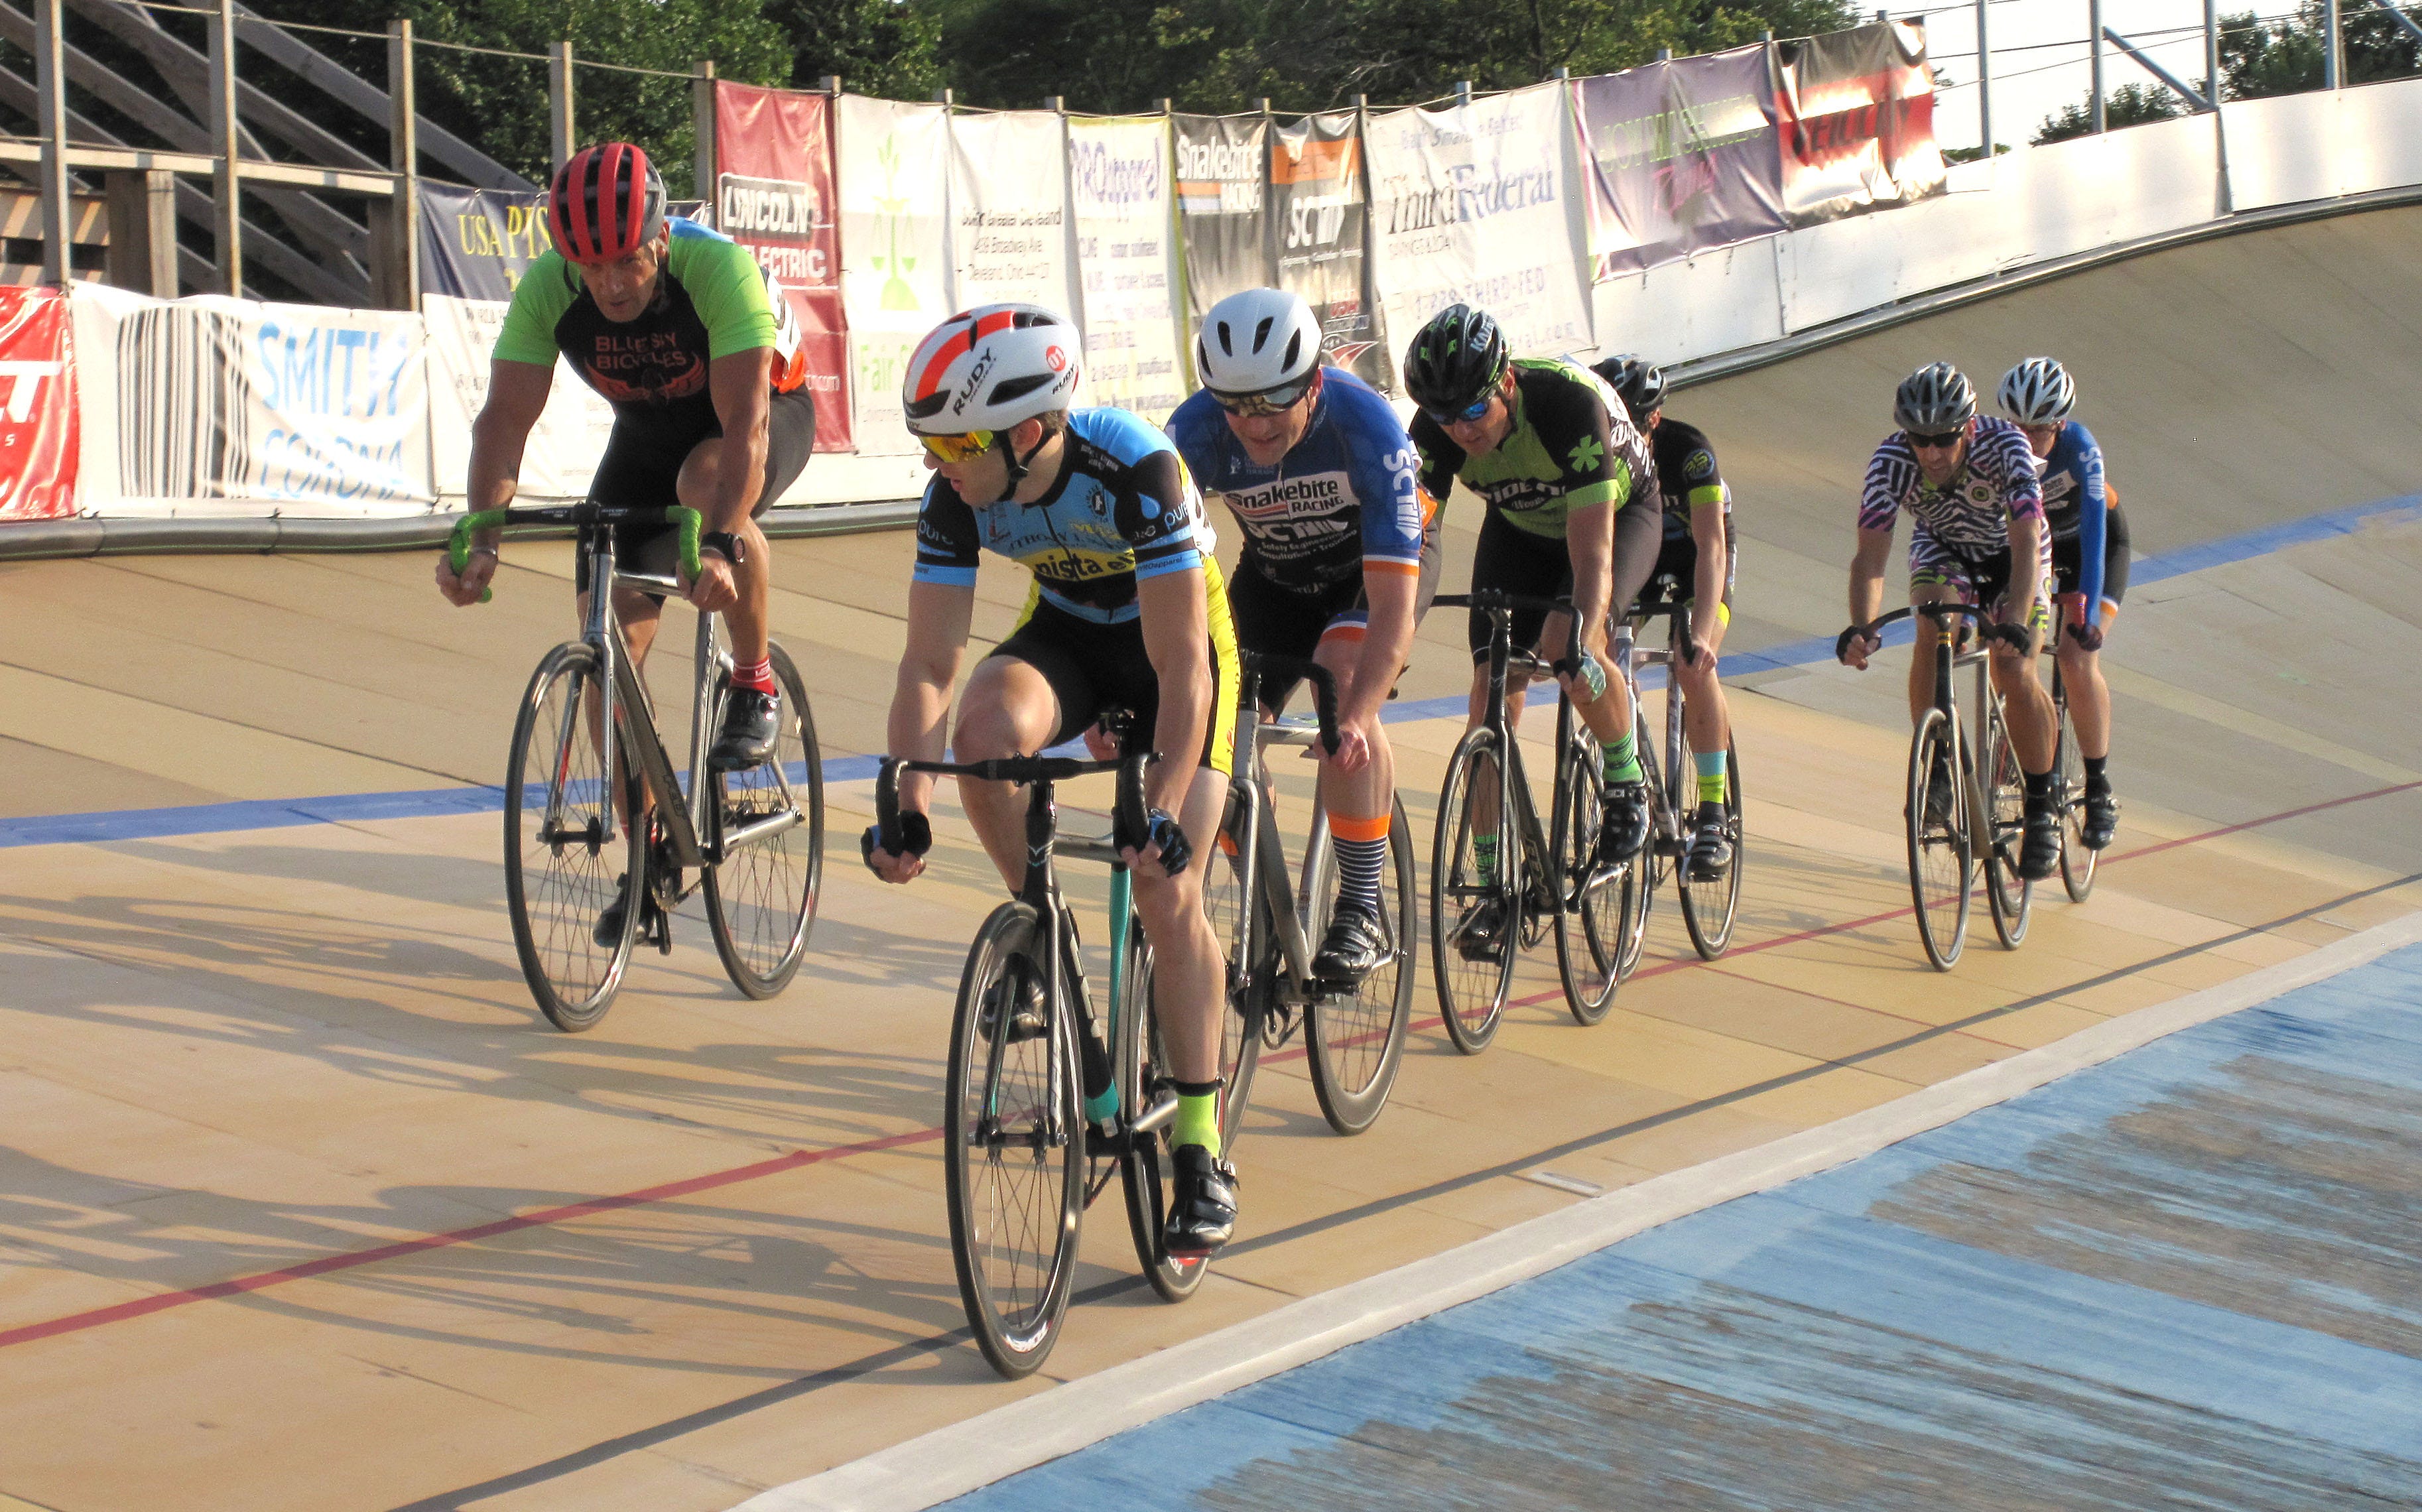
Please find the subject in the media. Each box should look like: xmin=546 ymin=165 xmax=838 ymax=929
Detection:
xmin=7 ymin=775 xmax=2416 ymax=1354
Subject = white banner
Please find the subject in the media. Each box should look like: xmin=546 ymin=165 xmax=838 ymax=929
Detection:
xmin=839 ymin=95 xmax=952 ymax=454
xmin=1366 ymin=84 xmax=1594 ymax=359
xmin=422 ymin=294 xmax=617 ymax=500
xmin=70 ymin=285 xmax=432 ymax=515
xmin=948 ymin=111 xmax=1078 ymax=318
xmin=1068 ymin=115 xmax=1186 ymax=419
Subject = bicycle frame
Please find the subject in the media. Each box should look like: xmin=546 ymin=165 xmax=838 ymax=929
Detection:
xmin=1612 ymin=582 xmax=1696 ymax=850
xmin=1222 ymin=655 xmax=1347 ymax=1012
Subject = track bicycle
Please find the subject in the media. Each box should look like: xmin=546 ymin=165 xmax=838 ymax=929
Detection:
xmin=1429 ymin=591 xmax=1620 ymax=1047
xmin=1608 ymin=576 xmax=1745 ymax=968
xmin=876 ymin=726 xmax=1222 ymax=1377
xmin=1198 ymin=655 xmax=1415 ymax=1138
xmin=449 ymin=505 xmax=824 ymax=1030
xmin=1852 ymin=603 xmax=2033 ymax=970
xmin=2049 ymin=593 xmax=2098 ymax=903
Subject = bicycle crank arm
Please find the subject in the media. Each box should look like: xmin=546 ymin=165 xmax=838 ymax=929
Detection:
xmin=1127 ymin=1092 xmax=1179 ymax=1137
xmin=720 ymin=807 xmax=804 ymax=853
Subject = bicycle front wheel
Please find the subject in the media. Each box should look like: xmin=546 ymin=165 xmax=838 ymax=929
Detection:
xmin=1305 ymin=798 xmax=1415 ymax=1133
xmin=504 ymin=641 xmax=647 ymax=1031
xmin=944 ymin=903 xmax=1084 ymax=1379
xmin=1431 ymin=727 xmax=1517 ymax=1054
xmin=702 ymin=643 xmax=825 ymax=998
xmin=2056 ymin=689 xmax=2097 ymax=903
xmin=1115 ymin=922 xmax=1212 ymax=1302
xmin=1677 ymin=737 xmax=1744 ymax=960
xmin=1979 ymin=698 xmax=2033 ymax=949
xmin=1907 ymin=708 xmax=1973 ymax=971
xmin=1612 ymin=707 xmax=1660 ymax=983
xmin=1551 ymin=731 xmax=1622 ymax=1025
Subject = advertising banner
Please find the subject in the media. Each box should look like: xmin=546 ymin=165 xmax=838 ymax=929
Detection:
xmin=1173 ymin=112 xmax=1271 ymax=336
xmin=947 ymin=109 xmax=1079 ymax=317
xmin=1775 ymin=21 xmax=1946 ymax=227
xmin=417 ymin=184 xmax=553 ymax=300
xmin=1367 ymin=84 xmax=1594 ymax=359
xmin=838 ymin=95 xmax=950 ymax=453
xmin=1576 ymin=46 xmax=1787 ymax=279
xmin=1273 ymin=111 xmax=1387 ymax=387
xmin=715 ymin=82 xmax=851 ymax=449
xmin=423 ymin=294 xmax=616 ymax=499
xmin=0 ymin=288 xmax=78 ymax=519
xmin=1068 ymin=115 xmax=1186 ymax=418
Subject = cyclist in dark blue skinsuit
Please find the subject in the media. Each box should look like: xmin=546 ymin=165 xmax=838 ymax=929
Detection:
xmin=1167 ymin=288 xmax=1439 ymax=985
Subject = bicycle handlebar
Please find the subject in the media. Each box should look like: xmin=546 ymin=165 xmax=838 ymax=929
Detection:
xmin=875 ymin=748 xmax=1158 ymax=860
xmin=446 ymin=503 xmax=704 ymax=605
xmin=1242 ymin=654 xmax=1340 ymax=756
xmin=1432 ymin=590 xmax=1575 ymax=618
xmin=1842 ymin=602 xmax=2028 ymax=660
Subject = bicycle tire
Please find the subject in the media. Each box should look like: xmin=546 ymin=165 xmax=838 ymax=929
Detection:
xmin=1676 ymin=735 xmax=1744 ymax=960
xmin=1305 ymin=797 xmax=1416 ymax=1133
xmin=1979 ymin=693 xmax=2033 ymax=948
xmin=702 ymin=643 xmax=826 ymax=998
xmin=1551 ymin=729 xmax=1621 ymax=1025
xmin=943 ymin=902 xmax=1085 ymax=1379
xmin=1430 ymin=726 xmax=1517 ymax=1054
xmin=503 ymin=641 xmax=647 ymax=1032
xmin=1114 ymin=921 xmax=1211 ymax=1302
xmin=1907 ymin=708 xmax=1972 ymax=971
xmin=2056 ymin=686 xmax=2098 ymax=902
xmin=1612 ymin=706 xmax=1659 ymax=983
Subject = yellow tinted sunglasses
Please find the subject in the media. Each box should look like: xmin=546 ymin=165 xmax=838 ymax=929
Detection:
xmin=918 ymin=429 xmax=996 ymax=464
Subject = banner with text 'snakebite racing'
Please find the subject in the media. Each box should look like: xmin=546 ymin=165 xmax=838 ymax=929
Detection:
xmin=1774 ymin=21 xmax=1946 ymax=227
xmin=714 ymin=82 xmax=852 ymax=450
xmin=1575 ymin=46 xmax=1787 ymax=279
xmin=1273 ymin=111 xmax=1387 ymax=389
xmin=1173 ymin=112 xmax=1272 ymax=350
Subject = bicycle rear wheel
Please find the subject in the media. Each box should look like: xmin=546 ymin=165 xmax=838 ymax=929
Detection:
xmin=1431 ymin=727 xmax=1518 ymax=1054
xmin=504 ymin=641 xmax=647 ymax=1031
xmin=1907 ymin=709 xmax=1973 ymax=971
xmin=943 ymin=903 xmax=1084 ymax=1379
xmin=1612 ymin=708 xmax=1660 ymax=983
xmin=2056 ymin=686 xmax=2098 ymax=902
xmin=1551 ymin=729 xmax=1622 ymax=1025
xmin=1676 ymin=735 xmax=1744 ymax=960
xmin=1304 ymin=799 xmax=1415 ymax=1133
xmin=702 ymin=643 xmax=825 ymax=998
xmin=1115 ymin=922 xmax=1212 ymax=1302
xmin=1980 ymin=696 xmax=2033 ymax=948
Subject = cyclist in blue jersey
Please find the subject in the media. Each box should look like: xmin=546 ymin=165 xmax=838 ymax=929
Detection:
xmin=1839 ymin=362 xmax=2063 ymax=881
xmin=1999 ymin=357 xmax=2125 ymax=850
xmin=861 ymin=304 xmax=1244 ymax=1259
xmin=1169 ymin=288 xmax=1438 ymax=985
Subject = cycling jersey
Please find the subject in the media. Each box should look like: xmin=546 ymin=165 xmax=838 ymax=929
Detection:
xmin=1859 ymin=416 xmax=2045 ymax=558
xmin=1167 ymin=366 xmax=1426 ymax=592
xmin=2035 ymin=419 xmax=2114 ymax=613
xmin=912 ymin=407 xmax=1216 ymax=625
xmin=1648 ymin=417 xmax=1729 ymax=540
xmin=1412 ymin=357 xmax=1652 ymax=540
xmin=493 ymin=217 xmax=808 ymax=412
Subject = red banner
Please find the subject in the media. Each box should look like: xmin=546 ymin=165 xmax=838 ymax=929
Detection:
xmin=714 ymin=82 xmax=852 ymax=452
xmin=1774 ymin=21 xmax=1946 ymax=227
xmin=0 ymin=287 xmax=77 ymax=519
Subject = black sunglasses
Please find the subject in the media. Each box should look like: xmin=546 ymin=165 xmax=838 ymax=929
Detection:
xmin=1422 ymin=394 xmax=1494 ymax=426
xmin=1906 ymin=428 xmax=1965 ymax=450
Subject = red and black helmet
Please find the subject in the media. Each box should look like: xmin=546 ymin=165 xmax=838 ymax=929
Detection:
xmin=547 ymin=141 xmax=667 ymax=263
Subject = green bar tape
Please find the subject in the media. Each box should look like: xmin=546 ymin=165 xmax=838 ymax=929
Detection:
xmin=446 ymin=509 xmax=511 ymax=605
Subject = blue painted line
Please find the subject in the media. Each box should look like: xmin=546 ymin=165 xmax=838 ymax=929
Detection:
xmin=943 ymin=943 xmax=2422 ymax=1509
xmin=7 ymin=491 xmax=2414 ymax=851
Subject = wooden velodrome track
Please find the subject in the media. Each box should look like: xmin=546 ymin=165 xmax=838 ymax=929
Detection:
xmin=3 ymin=210 xmax=2419 ymax=1512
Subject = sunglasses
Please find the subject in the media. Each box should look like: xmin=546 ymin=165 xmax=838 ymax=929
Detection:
xmin=1213 ymin=377 xmax=1316 ymax=417
xmin=919 ymin=430 xmax=996 ymax=464
xmin=1906 ymin=428 xmax=1965 ymax=450
xmin=1423 ymin=394 xmax=1494 ymax=426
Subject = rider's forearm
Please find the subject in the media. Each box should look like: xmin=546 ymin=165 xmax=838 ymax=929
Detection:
xmin=1692 ymin=544 xmax=1726 ymax=645
xmin=464 ymin=415 xmax=526 ymax=545
xmin=1345 ymin=577 xmax=1418 ymax=727
xmin=2007 ymin=517 xmax=2046 ymax=621
xmin=1145 ymin=659 xmax=1210 ymax=814
xmin=886 ymin=666 xmax=956 ymax=815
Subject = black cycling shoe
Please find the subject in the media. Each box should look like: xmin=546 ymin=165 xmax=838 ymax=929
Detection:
xmin=2082 ymin=782 xmax=2120 ymax=851
xmin=1163 ymin=1143 xmax=1239 ymax=1258
xmin=1599 ymin=779 xmax=1651 ymax=865
xmin=1312 ymin=900 xmax=1388 ymax=986
xmin=1453 ymin=895 xmax=1509 ymax=963
xmin=1687 ymin=804 xmax=1734 ymax=882
xmin=2019 ymin=799 xmax=2063 ymax=881
xmin=976 ymin=964 xmax=1049 ymax=1044
xmin=593 ymin=873 xmax=665 ymax=948
xmin=708 ymin=686 xmax=781 ymax=771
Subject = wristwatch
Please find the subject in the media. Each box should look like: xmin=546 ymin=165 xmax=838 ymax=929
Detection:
xmin=699 ymin=530 xmax=745 ymax=566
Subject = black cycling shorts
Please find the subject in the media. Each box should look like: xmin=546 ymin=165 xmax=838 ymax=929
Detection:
xmin=2051 ymin=504 xmax=2131 ymax=612
xmin=1228 ymin=534 xmax=1442 ymax=712
xmin=574 ymin=385 xmax=818 ymax=597
xmin=1636 ymin=526 xmax=1739 ymax=609
xmin=1464 ymin=501 xmax=1660 ymax=661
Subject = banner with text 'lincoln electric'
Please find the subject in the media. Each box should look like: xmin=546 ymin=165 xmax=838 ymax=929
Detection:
xmin=714 ymin=82 xmax=852 ymax=450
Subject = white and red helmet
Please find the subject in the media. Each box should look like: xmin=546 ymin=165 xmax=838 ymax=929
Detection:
xmin=901 ymin=304 xmax=1081 ymax=434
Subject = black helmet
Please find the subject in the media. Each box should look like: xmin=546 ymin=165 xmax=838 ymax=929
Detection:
xmin=1592 ymin=353 xmax=1665 ymax=427
xmin=1893 ymin=361 xmax=1977 ymax=434
xmin=1403 ymin=304 xmax=1508 ymax=416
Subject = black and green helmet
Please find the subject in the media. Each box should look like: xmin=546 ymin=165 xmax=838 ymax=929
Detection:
xmin=1403 ymin=303 xmax=1509 ymax=414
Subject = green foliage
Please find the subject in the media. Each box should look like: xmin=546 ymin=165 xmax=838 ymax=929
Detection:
xmin=2218 ymin=2 xmax=2419 ymax=98
xmin=2033 ymin=82 xmax=2189 ymax=145
xmin=763 ymin=0 xmax=944 ymax=99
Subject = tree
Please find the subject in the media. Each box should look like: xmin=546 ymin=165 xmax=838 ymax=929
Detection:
xmin=2033 ymin=81 xmax=2189 ymax=145
xmin=2218 ymin=2 xmax=2420 ymax=98
xmin=764 ymin=0 xmax=943 ymax=99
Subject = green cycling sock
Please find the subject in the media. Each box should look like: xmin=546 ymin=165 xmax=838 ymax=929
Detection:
xmin=1694 ymin=749 xmax=1728 ymax=806
xmin=1601 ymin=730 xmax=1644 ymax=786
xmin=1173 ymin=1082 xmax=1222 ymax=1157
xmin=1473 ymin=833 xmax=1498 ymax=885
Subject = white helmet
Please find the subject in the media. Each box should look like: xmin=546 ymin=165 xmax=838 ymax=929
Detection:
xmin=901 ymin=304 xmax=1080 ymax=434
xmin=1196 ymin=288 xmax=1324 ymax=397
xmin=1996 ymin=357 xmax=2076 ymax=425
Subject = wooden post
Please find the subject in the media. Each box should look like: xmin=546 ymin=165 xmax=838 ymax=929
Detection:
xmin=548 ymin=40 xmax=575 ymax=171
xmin=384 ymin=19 xmax=419 ymax=310
xmin=692 ymin=59 xmax=716 ymax=221
xmin=105 ymin=172 xmax=175 ymax=295
xmin=34 ymin=0 xmax=68 ymax=285
xmin=210 ymin=0 xmax=241 ymax=294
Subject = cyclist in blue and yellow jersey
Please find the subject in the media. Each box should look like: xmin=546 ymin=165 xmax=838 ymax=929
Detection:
xmin=861 ymin=304 xmax=1244 ymax=1259
xmin=1999 ymin=357 xmax=2126 ymax=850
xmin=1168 ymin=288 xmax=1438 ymax=986
xmin=1596 ymin=353 xmax=1737 ymax=882
xmin=1405 ymin=304 xmax=1662 ymax=960
xmin=1840 ymin=361 xmax=2063 ymax=881
xmin=435 ymin=141 xmax=816 ymax=944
